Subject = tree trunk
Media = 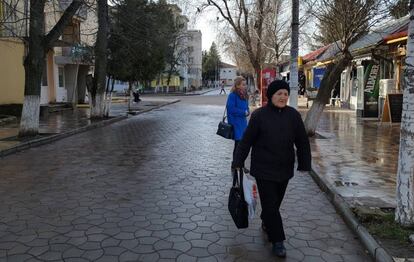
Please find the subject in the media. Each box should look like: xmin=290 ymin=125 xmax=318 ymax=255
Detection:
xmin=167 ymin=65 xmax=174 ymax=88
xmin=103 ymin=76 xmax=110 ymax=117
xmin=18 ymin=0 xmax=46 ymax=137
xmin=289 ymin=0 xmax=299 ymax=109
xmin=304 ymin=54 xmax=352 ymax=136
xmin=128 ymin=81 xmax=132 ymax=111
xmin=18 ymin=0 xmax=82 ymax=137
xmin=105 ymin=77 xmax=115 ymax=117
xmin=395 ymin=0 xmax=414 ymax=227
xmin=90 ymin=0 xmax=108 ymax=119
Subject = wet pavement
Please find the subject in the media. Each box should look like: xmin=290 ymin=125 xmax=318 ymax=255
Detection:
xmin=0 ymin=99 xmax=173 ymax=152
xmin=302 ymin=108 xmax=400 ymax=208
xmin=0 ymin=96 xmax=370 ymax=261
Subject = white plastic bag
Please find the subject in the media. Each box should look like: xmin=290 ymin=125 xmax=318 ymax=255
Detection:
xmin=243 ymin=174 xmax=258 ymax=220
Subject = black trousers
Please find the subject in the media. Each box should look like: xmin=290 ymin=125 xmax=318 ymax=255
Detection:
xmin=233 ymin=141 xmax=244 ymax=168
xmin=256 ymin=179 xmax=289 ymax=243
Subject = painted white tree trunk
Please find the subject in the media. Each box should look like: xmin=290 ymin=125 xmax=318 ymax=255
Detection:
xmin=395 ymin=0 xmax=414 ymax=226
xmin=18 ymin=95 xmax=41 ymax=137
xmin=304 ymin=100 xmax=325 ymax=136
xmin=289 ymin=0 xmax=299 ymax=109
xmin=90 ymin=93 xmax=104 ymax=119
xmin=105 ymin=92 xmax=113 ymax=117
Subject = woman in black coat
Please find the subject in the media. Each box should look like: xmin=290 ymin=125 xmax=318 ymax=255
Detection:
xmin=232 ymin=80 xmax=311 ymax=258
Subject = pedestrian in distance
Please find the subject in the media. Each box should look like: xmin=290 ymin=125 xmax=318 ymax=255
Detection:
xmin=219 ymin=80 xmax=227 ymax=95
xmin=227 ymin=76 xmax=250 ymax=173
xmin=232 ymin=79 xmax=311 ymax=258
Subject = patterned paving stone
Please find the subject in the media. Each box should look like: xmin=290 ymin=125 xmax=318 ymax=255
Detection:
xmin=0 ymin=100 xmax=371 ymax=261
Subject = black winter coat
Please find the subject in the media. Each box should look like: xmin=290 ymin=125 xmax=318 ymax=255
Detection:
xmin=233 ymin=104 xmax=311 ymax=182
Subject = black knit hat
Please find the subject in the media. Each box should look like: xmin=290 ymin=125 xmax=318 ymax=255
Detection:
xmin=266 ymin=80 xmax=290 ymax=101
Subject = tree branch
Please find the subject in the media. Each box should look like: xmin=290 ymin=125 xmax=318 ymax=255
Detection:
xmin=44 ymin=0 xmax=83 ymax=49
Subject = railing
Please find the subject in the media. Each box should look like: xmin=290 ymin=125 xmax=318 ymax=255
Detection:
xmin=62 ymin=43 xmax=94 ymax=64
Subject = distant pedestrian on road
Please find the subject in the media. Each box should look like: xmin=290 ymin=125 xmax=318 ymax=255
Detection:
xmin=232 ymin=80 xmax=311 ymax=258
xmin=227 ymin=76 xmax=250 ymax=172
xmin=219 ymin=81 xmax=226 ymax=94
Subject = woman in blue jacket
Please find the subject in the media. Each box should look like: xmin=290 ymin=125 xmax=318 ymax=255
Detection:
xmin=227 ymin=76 xmax=249 ymax=170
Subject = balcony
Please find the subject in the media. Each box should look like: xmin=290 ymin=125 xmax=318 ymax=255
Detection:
xmin=56 ymin=44 xmax=94 ymax=65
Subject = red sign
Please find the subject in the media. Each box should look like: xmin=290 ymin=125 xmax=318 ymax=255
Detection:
xmin=261 ymin=68 xmax=276 ymax=106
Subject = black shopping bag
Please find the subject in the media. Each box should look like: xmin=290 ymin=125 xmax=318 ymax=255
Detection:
xmin=217 ymin=121 xmax=233 ymax=139
xmin=216 ymin=106 xmax=233 ymax=139
xmin=228 ymin=169 xmax=248 ymax=229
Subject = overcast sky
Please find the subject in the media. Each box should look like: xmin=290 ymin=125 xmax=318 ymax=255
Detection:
xmin=171 ymin=0 xmax=314 ymax=64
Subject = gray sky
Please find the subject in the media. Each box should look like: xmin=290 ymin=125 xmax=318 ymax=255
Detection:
xmin=172 ymin=0 xmax=314 ymax=64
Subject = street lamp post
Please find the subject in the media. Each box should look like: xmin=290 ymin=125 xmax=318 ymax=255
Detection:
xmin=289 ymin=0 xmax=299 ymax=108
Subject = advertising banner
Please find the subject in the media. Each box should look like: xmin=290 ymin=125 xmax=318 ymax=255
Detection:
xmin=261 ymin=68 xmax=276 ymax=106
xmin=313 ymin=67 xmax=326 ymax=89
xmin=363 ymin=62 xmax=380 ymax=117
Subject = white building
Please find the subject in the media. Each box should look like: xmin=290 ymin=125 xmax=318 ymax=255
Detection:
xmin=187 ymin=30 xmax=202 ymax=89
xmin=220 ymin=62 xmax=238 ymax=86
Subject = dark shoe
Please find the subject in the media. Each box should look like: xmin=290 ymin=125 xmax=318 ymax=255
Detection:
xmin=272 ymin=242 xmax=286 ymax=258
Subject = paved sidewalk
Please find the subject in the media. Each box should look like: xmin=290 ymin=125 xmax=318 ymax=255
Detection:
xmin=0 ymin=99 xmax=175 ymax=152
xmin=301 ymin=108 xmax=400 ymax=209
xmin=0 ymin=101 xmax=370 ymax=261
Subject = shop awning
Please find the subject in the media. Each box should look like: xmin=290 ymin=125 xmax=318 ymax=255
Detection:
xmin=384 ymin=29 xmax=408 ymax=44
xmin=303 ymin=45 xmax=330 ymax=63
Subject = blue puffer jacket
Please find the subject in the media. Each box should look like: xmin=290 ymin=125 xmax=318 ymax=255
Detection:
xmin=226 ymin=92 xmax=249 ymax=141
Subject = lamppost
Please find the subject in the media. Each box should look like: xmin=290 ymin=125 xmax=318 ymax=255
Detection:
xmin=289 ymin=0 xmax=299 ymax=108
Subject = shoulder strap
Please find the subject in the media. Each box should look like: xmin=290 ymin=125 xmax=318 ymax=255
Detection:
xmin=222 ymin=105 xmax=227 ymax=121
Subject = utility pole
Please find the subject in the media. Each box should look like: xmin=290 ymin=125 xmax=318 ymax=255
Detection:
xmin=289 ymin=0 xmax=299 ymax=108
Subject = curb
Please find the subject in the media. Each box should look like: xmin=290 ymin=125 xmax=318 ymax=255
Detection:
xmin=309 ymin=168 xmax=394 ymax=262
xmin=127 ymin=99 xmax=180 ymax=115
xmin=0 ymin=100 xmax=180 ymax=158
xmin=142 ymin=88 xmax=219 ymax=97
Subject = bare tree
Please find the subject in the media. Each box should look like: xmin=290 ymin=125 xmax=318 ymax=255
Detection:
xmin=261 ymin=0 xmax=290 ymax=66
xmin=303 ymin=0 xmax=388 ymax=136
xmin=87 ymin=0 xmax=107 ymax=119
xmin=165 ymin=20 xmax=190 ymax=90
xmin=201 ymin=0 xmax=271 ymax=91
xmin=395 ymin=0 xmax=414 ymax=227
xmin=0 ymin=0 xmax=91 ymax=136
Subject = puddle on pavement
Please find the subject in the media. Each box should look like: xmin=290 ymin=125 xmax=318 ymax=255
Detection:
xmin=335 ymin=180 xmax=359 ymax=187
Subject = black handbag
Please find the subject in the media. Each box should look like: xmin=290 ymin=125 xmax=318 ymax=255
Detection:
xmin=216 ymin=107 xmax=234 ymax=139
xmin=228 ymin=169 xmax=248 ymax=229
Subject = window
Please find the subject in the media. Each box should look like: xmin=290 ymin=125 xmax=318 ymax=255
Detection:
xmin=58 ymin=67 xmax=65 ymax=87
xmin=0 ymin=0 xmax=19 ymax=37
xmin=42 ymin=63 xmax=48 ymax=86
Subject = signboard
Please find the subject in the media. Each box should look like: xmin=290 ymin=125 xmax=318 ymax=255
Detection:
xmin=388 ymin=94 xmax=403 ymax=122
xmin=381 ymin=94 xmax=403 ymax=123
xmin=363 ymin=62 xmax=380 ymax=118
xmin=313 ymin=67 xmax=326 ymax=89
xmin=261 ymin=68 xmax=276 ymax=106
